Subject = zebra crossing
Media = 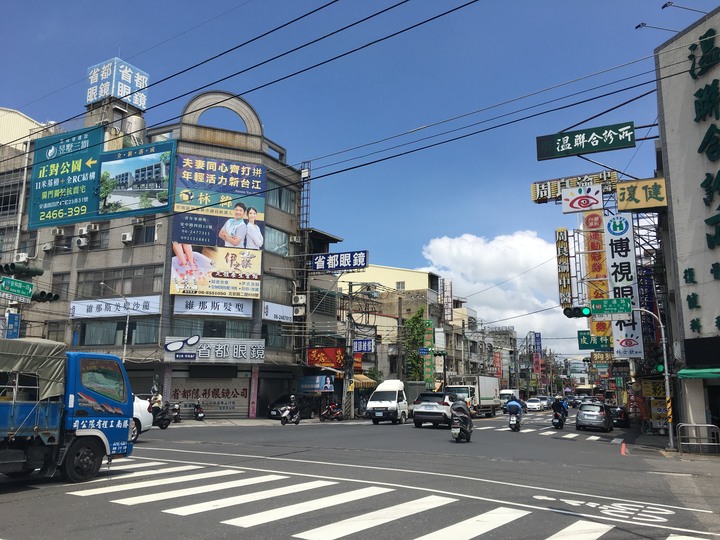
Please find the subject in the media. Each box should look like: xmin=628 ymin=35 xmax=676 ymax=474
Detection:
xmin=64 ymin=459 xmax=709 ymax=539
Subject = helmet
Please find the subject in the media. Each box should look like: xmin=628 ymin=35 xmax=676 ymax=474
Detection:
xmin=449 ymin=393 xmax=458 ymax=402
xmin=555 ymin=395 xmax=562 ymax=400
xmin=290 ymin=395 xmax=295 ymax=400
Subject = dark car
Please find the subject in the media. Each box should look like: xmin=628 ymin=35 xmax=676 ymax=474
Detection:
xmin=267 ymin=394 xmax=318 ymax=420
xmin=575 ymin=402 xmax=613 ymax=432
xmin=609 ymin=406 xmax=631 ymax=428
xmin=412 ymin=392 xmax=454 ymax=427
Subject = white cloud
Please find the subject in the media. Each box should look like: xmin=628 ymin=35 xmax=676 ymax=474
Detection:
xmin=419 ymin=231 xmax=587 ymax=356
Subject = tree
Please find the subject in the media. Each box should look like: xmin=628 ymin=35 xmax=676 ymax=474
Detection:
xmin=402 ymin=309 xmax=427 ymax=381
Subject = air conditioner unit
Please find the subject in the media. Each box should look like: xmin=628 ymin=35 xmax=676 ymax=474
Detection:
xmin=78 ymin=227 xmax=89 ymax=237
xmin=51 ymin=228 xmax=64 ymax=237
xmin=87 ymin=223 xmax=100 ymax=233
xmin=290 ymin=236 xmax=302 ymax=243
xmin=292 ymin=294 xmax=306 ymax=305
xmin=14 ymin=253 xmax=29 ymax=264
xmin=76 ymin=237 xmax=88 ymax=249
xmin=293 ymin=306 xmax=306 ymax=317
xmin=42 ymin=242 xmax=54 ymax=253
xmin=121 ymin=232 xmax=134 ymax=244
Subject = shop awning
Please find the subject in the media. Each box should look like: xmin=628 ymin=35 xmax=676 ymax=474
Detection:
xmin=677 ymin=368 xmax=720 ymax=379
xmin=353 ymin=374 xmax=378 ymax=388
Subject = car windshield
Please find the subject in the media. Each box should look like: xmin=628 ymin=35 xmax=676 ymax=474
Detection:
xmin=581 ymin=404 xmax=603 ymax=413
xmin=371 ymin=391 xmax=396 ymax=401
xmin=527 ymin=398 xmax=540 ymax=402
xmin=446 ymin=388 xmax=469 ymax=399
xmin=416 ymin=393 xmax=443 ymax=403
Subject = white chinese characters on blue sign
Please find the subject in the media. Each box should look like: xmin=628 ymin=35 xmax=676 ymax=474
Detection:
xmin=312 ymin=250 xmax=368 ymax=272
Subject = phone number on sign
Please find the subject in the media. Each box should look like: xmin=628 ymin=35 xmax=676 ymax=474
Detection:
xmin=39 ymin=205 xmax=88 ymax=221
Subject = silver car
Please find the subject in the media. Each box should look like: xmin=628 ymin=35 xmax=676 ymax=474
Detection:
xmin=576 ymin=403 xmax=613 ymax=432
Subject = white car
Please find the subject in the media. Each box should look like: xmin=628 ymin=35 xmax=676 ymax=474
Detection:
xmin=131 ymin=395 xmax=154 ymax=443
xmin=526 ymin=398 xmax=544 ymax=412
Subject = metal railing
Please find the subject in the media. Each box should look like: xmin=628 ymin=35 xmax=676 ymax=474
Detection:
xmin=676 ymin=423 xmax=720 ymax=455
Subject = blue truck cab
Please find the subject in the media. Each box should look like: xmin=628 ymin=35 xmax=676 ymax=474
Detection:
xmin=0 ymin=338 xmax=133 ymax=482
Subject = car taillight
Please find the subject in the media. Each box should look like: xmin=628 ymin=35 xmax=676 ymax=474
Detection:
xmin=443 ymin=401 xmax=452 ymax=407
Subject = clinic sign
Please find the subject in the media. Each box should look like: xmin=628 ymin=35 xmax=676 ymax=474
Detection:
xmin=164 ymin=336 xmax=265 ymax=364
xmin=86 ymin=58 xmax=149 ymax=111
xmin=536 ymin=122 xmax=635 ymax=161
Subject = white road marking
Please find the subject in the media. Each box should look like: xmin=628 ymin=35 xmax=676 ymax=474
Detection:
xmin=562 ymin=434 xmax=579 ymax=439
xmin=545 ymin=519 xmax=614 ymax=539
xmin=586 ymin=436 xmax=601 ymax=441
xmin=76 ymin=465 xmax=203 ymax=485
xmin=68 ymin=469 xmax=239 ymax=496
xmin=222 ymin=486 xmax=393 ymax=528
xmin=540 ymin=431 xmax=555 ymax=436
xmin=610 ymin=438 xmax=624 ymax=444
xmin=412 ymin=506 xmax=530 ymax=540
xmin=293 ymin=495 xmax=455 ymax=540
xmin=165 ymin=480 xmax=336 ymax=516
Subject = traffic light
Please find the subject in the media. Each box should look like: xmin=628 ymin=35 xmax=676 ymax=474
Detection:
xmin=563 ymin=306 xmax=592 ymax=318
xmin=1 ymin=263 xmax=44 ymax=277
xmin=31 ymin=291 xmax=60 ymax=302
xmin=653 ymin=362 xmax=665 ymax=374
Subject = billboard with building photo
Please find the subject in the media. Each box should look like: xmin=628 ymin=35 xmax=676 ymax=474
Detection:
xmin=170 ymin=154 xmax=266 ymax=298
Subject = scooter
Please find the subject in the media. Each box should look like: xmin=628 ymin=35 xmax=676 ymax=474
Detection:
xmin=450 ymin=409 xmax=473 ymax=442
xmin=320 ymin=402 xmax=343 ymax=421
xmin=508 ymin=413 xmax=521 ymax=432
xmin=149 ymin=401 xmax=172 ymax=430
xmin=552 ymin=411 xmax=565 ymax=429
xmin=172 ymin=402 xmax=182 ymax=423
xmin=280 ymin=404 xmax=301 ymax=425
xmin=193 ymin=400 xmax=205 ymax=421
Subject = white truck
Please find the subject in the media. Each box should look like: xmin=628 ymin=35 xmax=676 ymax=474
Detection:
xmin=445 ymin=376 xmax=501 ymax=417
xmin=499 ymin=388 xmax=520 ymax=410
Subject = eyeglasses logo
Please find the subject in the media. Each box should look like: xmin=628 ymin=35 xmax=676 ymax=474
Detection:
xmin=164 ymin=335 xmax=200 ymax=352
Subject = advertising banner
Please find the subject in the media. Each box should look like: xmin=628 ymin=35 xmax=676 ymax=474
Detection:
xmin=173 ymin=296 xmax=252 ymax=318
xmin=298 ymin=375 xmax=335 ymax=394
xmin=307 ymin=347 xmax=362 ymax=371
xmin=170 ymin=154 xmax=265 ymax=298
xmin=86 ymin=57 xmax=149 ymax=110
xmin=169 ymin=377 xmax=249 ymax=417
xmin=163 ymin=336 xmax=265 ymax=364
xmin=583 ymin=210 xmax=612 ymax=339
xmin=70 ymin=295 xmax=161 ymax=319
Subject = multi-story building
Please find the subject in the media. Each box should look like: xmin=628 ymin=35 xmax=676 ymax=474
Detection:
xmin=1 ymin=67 xmax=345 ymax=418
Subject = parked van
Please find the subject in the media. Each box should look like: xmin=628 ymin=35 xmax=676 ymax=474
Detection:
xmin=366 ymin=379 xmax=408 ymax=425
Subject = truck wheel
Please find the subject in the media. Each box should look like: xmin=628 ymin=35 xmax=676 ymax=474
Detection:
xmin=131 ymin=419 xmax=141 ymax=443
xmin=61 ymin=438 xmax=104 ymax=483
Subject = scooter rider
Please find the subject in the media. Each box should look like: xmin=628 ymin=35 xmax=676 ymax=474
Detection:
xmin=150 ymin=391 xmax=163 ymax=419
xmin=551 ymin=395 xmax=568 ymax=419
xmin=506 ymin=396 xmax=523 ymax=422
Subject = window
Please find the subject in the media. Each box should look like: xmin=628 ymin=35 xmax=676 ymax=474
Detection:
xmin=54 ymin=226 xmax=74 ymax=255
xmin=89 ymin=222 xmax=110 ymax=250
xmin=77 ymin=265 xmax=163 ymax=299
xmin=265 ymin=226 xmax=289 ymax=256
xmin=396 ymin=282 xmax=405 ymax=291
xmin=262 ymin=275 xmax=292 ymax=305
xmin=80 ymin=357 xmax=126 ymax=403
xmin=0 ymin=172 xmax=21 ymax=217
xmin=51 ymin=273 xmax=68 ymax=302
xmin=310 ymin=288 xmax=337 ymax=317
xmin=46 ymin=321 xmax=66 ymax=342
xmin=0 ymin=230 xmax=4 ymax=261
xmin=171 ymin=318 xmax=251 ymax=339
xmin=262 ymin=321 xmax=291 ymax=349
xmin=266 ymin=179 xmax=296 ymax=214
xmin=79 ymin=317 xmax=159 ymax=347
xmin=19 ymin=230 xmax=37 ymax=256
xmin=134 ymin=224 xmax=156 ymax=245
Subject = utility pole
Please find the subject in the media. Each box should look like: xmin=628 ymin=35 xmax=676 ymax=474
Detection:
xmin=342 ymin=283 xmax=354 ymax=420
xmin=397 ymin=295 xmax=404 ymax=382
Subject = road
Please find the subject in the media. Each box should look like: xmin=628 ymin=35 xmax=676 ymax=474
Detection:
xmin=2 ymin=410 xmax=719 ymax=539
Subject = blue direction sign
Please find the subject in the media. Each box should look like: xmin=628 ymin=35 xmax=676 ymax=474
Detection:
xmin=418 ymin=347 xmax=430 ymax=355
xmin=352 ymin=339 xmax=374 ymax=353
xmin=5 ymin=313 xmax=20 ymax=339
xmin=28 ymin=126 xmax=104 ymax=229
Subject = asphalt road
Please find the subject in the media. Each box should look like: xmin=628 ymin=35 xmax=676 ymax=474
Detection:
xmin=2 ymin=410 xmax=719 ymax=539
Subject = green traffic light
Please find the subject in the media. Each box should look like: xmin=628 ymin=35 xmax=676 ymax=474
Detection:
xmin=580 ymin=306 xmax=592 ymax=317
xmin=655 ymin=363 xmax=665 ymax=374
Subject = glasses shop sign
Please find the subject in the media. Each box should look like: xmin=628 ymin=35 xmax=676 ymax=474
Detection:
xmin=164 ymin=335 xmax=265 ymax=363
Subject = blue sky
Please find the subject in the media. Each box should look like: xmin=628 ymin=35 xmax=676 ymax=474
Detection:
xmin=2 ymin=0 xmax=716 ymax=356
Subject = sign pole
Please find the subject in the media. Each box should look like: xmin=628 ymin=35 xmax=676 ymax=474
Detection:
xmin=634 ymin=308 xmax=674 ymax=450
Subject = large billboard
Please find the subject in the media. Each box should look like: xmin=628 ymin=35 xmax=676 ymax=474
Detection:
xmin=28 ymin=127 xmax=176 ymax=229
xmin=169 ymin=154 xmax=266 ymax=299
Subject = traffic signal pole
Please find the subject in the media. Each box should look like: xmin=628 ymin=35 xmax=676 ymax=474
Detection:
xmin=634 ymin=307 xmax=674 ymax=450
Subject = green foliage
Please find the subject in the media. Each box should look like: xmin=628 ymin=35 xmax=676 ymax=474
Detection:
xmin=139 ymin=192 xmax=152 ymax=209
xmin=402 ymin=309 xmax=427 ymax=381
xmin=366 ymin=367 xmax=383 ymax=384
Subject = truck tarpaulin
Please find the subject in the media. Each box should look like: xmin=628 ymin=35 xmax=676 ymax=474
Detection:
xmin=0 ymin=337 xmax=67 ymax=400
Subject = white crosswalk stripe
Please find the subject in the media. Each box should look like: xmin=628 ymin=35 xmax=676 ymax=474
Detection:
xmin=413 ymin=506 xmax=530 ymax=540
xmin=293 ymin=495 xmax=455 ymax=540
xmin=165 ymin=479 xmax=337 ymax=516
xmin=544 ymin=519 xmax=614 ymax=539
xmin=222 ymin=486 xmax=394 ymax=528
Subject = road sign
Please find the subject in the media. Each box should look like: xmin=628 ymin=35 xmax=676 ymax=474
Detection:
xmin=590 ymin=298 xmax=632 ymax=321
xmin=0 ymin=277 xmax=34 ymax=304
xmin=418 ymin=347 xmax=430 ymax=356
xmin=5 ymin=313 xmax=20 ymax=339
xmin=352 ymin=339 xmax=374 ymax=353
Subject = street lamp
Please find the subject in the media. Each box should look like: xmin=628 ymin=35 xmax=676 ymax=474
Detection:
xmin=633 ymin=308 xmax=674 ymax=450
xmin=661 ymin=2 xmax=708 ymax=14
xmin=634 ymin=22 xmax=679 ymax=32
xmin=100 ymin=282 xmax=129 ymax=364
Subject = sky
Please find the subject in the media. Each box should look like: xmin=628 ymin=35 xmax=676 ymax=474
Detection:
xmin=1 ymin=0 xmax=716 ymax=358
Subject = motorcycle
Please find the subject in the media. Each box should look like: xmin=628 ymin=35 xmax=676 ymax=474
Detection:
xmin=508 ymin=413 xmax=521 ymax=432
xmin=552 ymin=411 xmax=565 ymax=429
xmin=149 ymin=401 xmax=172 ymax=430
xmin=280 ymin=404 xmax=301 ymax=425
xmin=172 ymin=402 xmax=182 ymax=423
xmin=320 ymin=402 xmax=343 ymax=422
xmin=193 ymin=400 xmax=205 ymax=421
xmin=450 ymin=409 xmax=473 ymax=442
